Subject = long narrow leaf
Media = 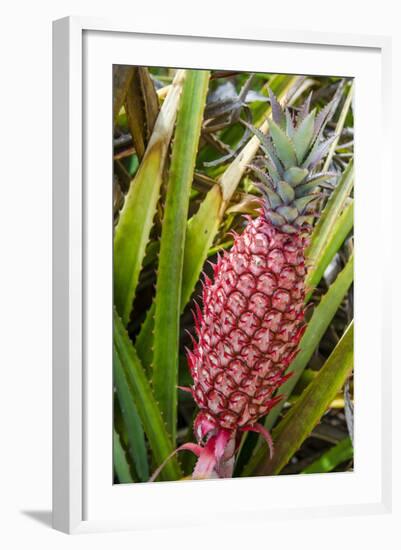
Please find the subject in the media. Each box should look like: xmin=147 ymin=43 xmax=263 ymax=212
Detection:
xmin=114 ymin=70 xmax=186 ymax=324
xmin=114 ymin=348 xmax=149 ymax=481
xmin=302 ymin=437 xmax=353 ymax=474
xmin=306 ymin=160 xmax=354 ymax=286
xmin=306 ymin=199 xmax=353 ymax=299
xmin=113 ymin=429 xmax=134 ymax=483
xmin=322 ymin=81 xmax=354 ymax=171
xmin=152 ymin=70 xmax=210 ymax=440
xmin=268 ymin=118 xmax=297 ymax=169
xmin=256 ymin=322 xmax=354 ymax=476
xmin=113 ymin=310 xmax=182 ymax=481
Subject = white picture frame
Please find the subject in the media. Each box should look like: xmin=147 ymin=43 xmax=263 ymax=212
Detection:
xmin=52 ymin=16 xmax=393 ymax=535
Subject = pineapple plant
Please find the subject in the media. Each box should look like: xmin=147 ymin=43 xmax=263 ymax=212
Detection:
xmin=151 ymin=90 xmax=341 ymax=480
xmin=113 ymin=68 xmax=354 ymax=484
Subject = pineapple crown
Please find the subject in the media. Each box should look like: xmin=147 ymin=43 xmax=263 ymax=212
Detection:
xmin=248 ymin=89 xmax=337 ymax=234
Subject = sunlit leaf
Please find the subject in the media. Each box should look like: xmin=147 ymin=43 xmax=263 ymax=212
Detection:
xmin=114 ymin=70 xmax=186 ymax=324
xmin=152 ymin=70 xmax=210 ymax=441
xmin=113 ymin=310 xmax=182 ymax=481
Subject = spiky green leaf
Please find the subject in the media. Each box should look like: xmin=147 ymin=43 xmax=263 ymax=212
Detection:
xmin=248 ymin=164 xmax=275 ymax=191
xmin=307 ymin=161 xmax=354 ymax=274
xmin=297 ymin=92 xmax=312 ymax=123
xmin=113 ymin=429 xmax=134 ymax=483
xmin=243 ymin=122 xmax=282 ymax=182
xmin=284 ymin=167 xmax=308 ymax=186
xmin=294 ymin=194 xmax=318 ymax=214
xmin=256 ymin=184 xmax=282 ymax=209
xmin=303 ymin=135 xmax=336 ymax=170
xmin=114 ymin=70 xmax=186 ymax=323
xmin=285 ymin=110 xmax=295 ymax=138
xmin=313 ymin=80 xmax=345 ymax=140
xmin=306 ymin=200 xmax=353 ymax=299
xmin=276 ymin=180 xmax=295 ymax=204
xmin=113 ymin=310 xmax=182 ymax=481
xmin=114 ymin=350 xmax=149 ymax=481
xmin=292 ymin=109 xmax=316 ymax=163
xmin=295 ymin=172 xmax=336 ymax=197
xmin=266 ymin=210 xmax=286 ymax=227
xmin=276 ymin=205 xmax=298 ymax=223
xmin=269 ymin=118 xmax=298 ymax=170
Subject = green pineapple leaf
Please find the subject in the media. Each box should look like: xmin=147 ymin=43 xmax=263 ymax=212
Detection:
xmin=113 ymin=429 xmax=134 ymax=484
xmin=266 ymin=210 xmax=286 ymax=227
xmin=295 ymin=172 xmax=336 ymax=197
xmin=306 ymin=199 xmax=353 ymax=300
xmin=259 ymin=186 xmax=283 ymax=210
xmin=113 ymin=70 xmax=186 ymax=324
xmin=276 ymin=205 xmax=298 ymax=223
xmin=302 ymin=436 xmax=353 ymax=474
xmin=114 ymin=347 xmax=149 ymax=481
xmin=294 ymin=194 xmax=318 ymax=214
xmin=248 ymin=164 xmax=276 ymax=192
xmin=292 ymin=109 xmax=316 ymax=163
xmin=303 ymin=135 xmax=336 ymax=170
xmin=284 ymin=167 xmax=308 ymax=186
xmin=306 ymin=160 xmax=354 ymax=288
xmin=114 ymin=309 xmax=182 ymax=481
xmin=312 ymin=80 xmax=345 ymax=144
xmin=152 ymin=70 xmax=210 ymax=441
xmin=276 ymin=180 xmax=295 ymax=204
xmin=242 ymin=122 xmax=282 ymax=182
xmin=285 ymin=110 xmax=295 ymax=138
xmin=268 ymin=118 xmax=298 ymax=170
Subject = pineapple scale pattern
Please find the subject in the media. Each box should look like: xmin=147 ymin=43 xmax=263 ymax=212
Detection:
xmin=187 ymin=216 xmax=308 ymax=431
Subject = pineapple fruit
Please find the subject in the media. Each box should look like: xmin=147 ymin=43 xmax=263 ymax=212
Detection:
xmin=153 ymin=90 xmax=336 ymax=481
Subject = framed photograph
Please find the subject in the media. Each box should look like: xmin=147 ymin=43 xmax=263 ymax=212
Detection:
xmin=52 ymin=17 xmax=392 ymax=534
